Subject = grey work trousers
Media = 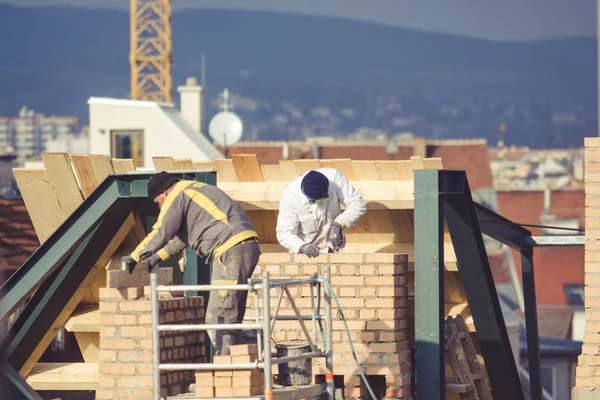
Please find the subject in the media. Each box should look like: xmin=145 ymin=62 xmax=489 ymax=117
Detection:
xmin=205 ymin=240 xmax=260 ymax=356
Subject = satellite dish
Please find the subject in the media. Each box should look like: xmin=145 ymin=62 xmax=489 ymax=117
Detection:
xmin=208 ymin=111 xmax=243 ymax=148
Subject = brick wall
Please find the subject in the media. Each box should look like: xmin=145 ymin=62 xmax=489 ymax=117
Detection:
xmin=96 ymin=287 xmax=205 ymax=400
xmin=573 ymin=137 xmax=600 ymax=399
xmin=248 ymin=252 xmax=411 ymax=400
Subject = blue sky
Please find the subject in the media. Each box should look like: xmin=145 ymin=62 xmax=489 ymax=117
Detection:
xmin=0 ymin=0 xmax=596 ymax=41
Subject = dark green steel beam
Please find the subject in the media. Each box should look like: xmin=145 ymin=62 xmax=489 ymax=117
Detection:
xmin=0 ymin=363 xmax=42 ymax=400
xmin=473 ymin=202 xmax=531 ymax=251
xmin=414 ymin=169 xmax=445 ymax=399
xmin=2 ymin=199 xmax=137 ymax=370
xmin=521 ymin=248 xmax=542 ymax=400
xmin=441 ymin=170 xmax=524 ymax=400
xmin=0 ymin=179 xmax=123 ymax=323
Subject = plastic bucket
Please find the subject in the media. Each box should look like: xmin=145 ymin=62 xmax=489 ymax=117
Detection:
xmin=275 ymin=341 xmax=312 ymax=386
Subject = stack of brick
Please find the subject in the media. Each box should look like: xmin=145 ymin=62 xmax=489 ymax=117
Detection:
xmin=573 ymin=137 xmax=600 ymax=399
xmin=97 ymin=287 xmax=205 ymax=400
xmin=195 ymin=344 xmax=265 ymax=397
xmin=246 ymin=252 xmax=411 ymax=400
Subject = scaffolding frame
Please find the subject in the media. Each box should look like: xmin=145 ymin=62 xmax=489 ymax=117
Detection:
xmin=149 ymin=267 xmax=335 ymax=400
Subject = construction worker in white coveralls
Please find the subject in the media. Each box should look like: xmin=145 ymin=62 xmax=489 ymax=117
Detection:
xmin=276 ymin=168 xmax=367 ymax=256
xmin=121 ymin=171 xmax=261 ymax=356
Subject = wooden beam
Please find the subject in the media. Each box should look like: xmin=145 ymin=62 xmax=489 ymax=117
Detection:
xmin=293 ymin=159 xmax=321 ymax=174
xmin=88 ymin=154 xmax=114 ymax=185
xmin=12 ymin=168 xmax=63 ymax=244
xmin=232 ymin=154 xmax=264 ymax=181
xmin=64 ymin=304 xmax=99 ymax=332
xmin=25 ymin=363 xmax=97 ymax=391
xmin=19 ymin=213 xmax=135 ymax=377
xmin=217 ymin=180 xmax=415 ymax=210
xmin=321 ymin=159 xmax=355 ymax=180
xmin=73 ymin=332 xmax=99 ymax=363
xmin=192 ymin=160 xmax=217 ymax=170
xmin=71 ymin=155 xmax=115 ymax=198
xmin=41 ymin=152 xmax=83 ymax=217
xmin=278 ymin=160 xmax=298 ymax=180
xmin=153 ymin=156 xmax=175 ymax=170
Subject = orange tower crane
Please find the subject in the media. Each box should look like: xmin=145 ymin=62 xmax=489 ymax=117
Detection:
xmin=130 ymin=0 xmax=172 ymax=103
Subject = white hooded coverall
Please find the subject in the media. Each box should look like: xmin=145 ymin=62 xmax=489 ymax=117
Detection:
xmin=276 ymin=168 xmax=367 ymax=253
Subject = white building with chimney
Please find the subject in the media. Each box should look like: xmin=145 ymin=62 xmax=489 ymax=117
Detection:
xmin=87 ymin=77 xmax=222 ymax=168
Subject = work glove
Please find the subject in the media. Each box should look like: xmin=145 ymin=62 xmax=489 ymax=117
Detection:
xmin=121 ymin=255 xmax=137 ymax=274
xmin=329 ymin=222 xmax=344 ymax=249
xmin=142 ymin=253 xmax=161 ymax=273
xmin=299 ymin=244 xmax=320 ymax=258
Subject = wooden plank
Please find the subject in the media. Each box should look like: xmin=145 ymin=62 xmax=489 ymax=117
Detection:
xmin=215 ymin=159 xmax=239 ymax=182
xmin=423 ymin=157 xmax=445 ymax=169
xmin=232 ymin=154 xmax=265 ymax=182
xmin=455 ymin=315 xmax=493 ymax=399
xmin=12 ymin=168 xmax=63 ymax=243
xmin=64 ymin=304 xmax=99 ymax=333
xmin=320 ymin=159 xmax=355 ymax=180
xmin=41 ymin=152 xmax=83 ymax=218
xmin=153 ymin=156 xmax=175 ymax=171
xmin=111 ymin=158 xmax=136 ymax=174
xmin=261 ymin=165 xmax=283 ymax=181
xmin=26 ymin=363 xmax=97 ymax=391
xmin=375 ymin=161 xmax=400 ymax=180
xmin=88 ymin=154 xmax=114 ymax=185
xmin=173 ymin=158 xmax=193 ymax=169
xmin=70 ymin=155 xmax=98 ymax=198
xmin=351 ymin=161 xmax=378 ymax=180
xmin=107 ymin=267 xmax=172 ymax=289
xmin=293 ymin=159 xmax=322 ymax=175
xmin=217 ymin=180 xmax=415 ymax=211
xmin=395 ymin=160 xmax=414 ymax=180
xmin=74 ymin=332 xmax=99 ymax=363
xmin=278 ymin=160 xmax=298 ymax=180
xmin=20 ymin=213 xmax=135 ymax=377
xmin=192 ymin=160 xmax=217 ymax=171
xmin=411 ymin=156 xmax=425 ymax=170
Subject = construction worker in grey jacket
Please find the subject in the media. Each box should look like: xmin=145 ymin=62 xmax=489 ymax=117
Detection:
xmin=121 ymin=171 xmax=261 ymax=356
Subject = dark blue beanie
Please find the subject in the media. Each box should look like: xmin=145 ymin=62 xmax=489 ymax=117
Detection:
xmin=301 ymin=170 xmax=329 ymax=200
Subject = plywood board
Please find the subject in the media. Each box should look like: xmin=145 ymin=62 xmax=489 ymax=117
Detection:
xmin=351 ymin=161 xmax=378 ymax=180
xmin=411 ymin=156 xmax=425 ymax=170
xmin=12 ymin=168 xmax=63 ymax=243
xmin=215 ymin=159 xmax=239 ymax=182
xmin=375 ymin=161 xmax=400 ymax=180
xmin=395 ymin=160 xmax=414 ymax=180
xmin=111 ymin=158 xmax=136 ymax=174
xmin=88 ymin=155 xmax=114 ymax=185
xmin=41 ymin=152 xmax=83 ymax=218
xmin=192 ymin=160 xmax=217 ymax=171
xmin=70 ymin=155 xmax=97 ymax=198
xmin=153 ymin=156 xmax=175 ymax=171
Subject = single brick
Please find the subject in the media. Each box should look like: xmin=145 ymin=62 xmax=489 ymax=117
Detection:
xmin=359 ymin=287 xmax=376 ymax=297
xmin=365 ymin=298 xmax=395 ymax=308
xmin=215 ymin=387 xmax=234 ymax=397
xmin=101 ymin=338 xmax=137 ymax=351
xmin=97 ymin=376 xmax=116 ymax=388
xmin=233 ymin=385 xmax=263 ymax=396
xmin=119 ymin=300 xmax=152 ymax=312
xmin=364 ymin=276 xmax=395 ymax=286
xmin=339 ymin=287 xmax=356 ymax=297
xmin=330 ymin=276 xmax=364 ymax=286
xmin=232 ymin=374 xmax=263 ymax=386
xmin=214 ymin=376 xmax=233 ymax=387
xmin=230 ymin=344 xmax=259 ymax=356
xmin=195 ymin=386 xmax=215 ymax=397
xmin=99 ymin=301 xmax=118 ymax=312
xmin=95 ymin=389 xmax=115 ymax=399
xmin=99 ymin=363 xmax=136 ymax=375
xmin=121 ymin=326 xmax=152 ymax=338
xmin=232 ymin=354 xmax=257 ymax=363
xmin=358 ymin=264 xmax=375 ymax=275
xmin=137 ymin=363 xmax=154 ymax=375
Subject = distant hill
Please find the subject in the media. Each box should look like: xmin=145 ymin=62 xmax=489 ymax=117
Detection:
xmin=0 ymin=5 xmax=596 ymax=146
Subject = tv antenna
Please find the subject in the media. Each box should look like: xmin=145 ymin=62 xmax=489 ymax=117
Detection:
xmin=209 ymin=88 xmax=243 ymax=158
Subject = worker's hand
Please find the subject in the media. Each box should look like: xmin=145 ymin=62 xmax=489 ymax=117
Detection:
xmin=329 ymin=222 xmax=344 ymax=248
xmin=142 ymin=253 xmax=161 ymax=273
xmin=299 ymin=244 xmax=320 ymax=258
xmin=121 ymin=255 xmax=137 ymax=274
